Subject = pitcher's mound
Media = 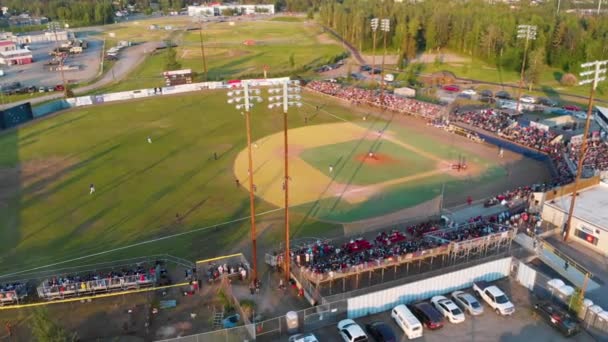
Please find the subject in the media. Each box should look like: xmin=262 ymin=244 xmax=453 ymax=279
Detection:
xmin=355 ymin=152 xmax=397 ymax=166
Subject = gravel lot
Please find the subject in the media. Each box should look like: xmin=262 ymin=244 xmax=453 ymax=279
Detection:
xmin=306 ymin=278 xmax=596 ymax=342
xmin=0 ymin=35 xmax=102 ymax=88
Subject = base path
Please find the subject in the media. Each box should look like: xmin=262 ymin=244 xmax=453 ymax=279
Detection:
xmin=233 ymin=121 xmax=485 ymax=212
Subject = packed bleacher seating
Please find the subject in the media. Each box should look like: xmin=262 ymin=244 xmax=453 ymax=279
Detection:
xmin=568 ymin=140 xmax=608 ymax=172
xmin=0 ymin=282 xmax=28 ymax=305
xmin=452 ymin=109 xmax=512 ymax=133
xmin=306 ymin=81 xmax=443 ymax=118
xmin=426 ymin=218 xmax=511 ymax=242
xmin=37 ymin=262 xmax=164 ymax=300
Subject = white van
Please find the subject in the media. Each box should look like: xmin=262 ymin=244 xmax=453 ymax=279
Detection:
xmin=391 ymin=304 xmax=423 ymax=339
xmin=384 ymin=73 xmax=395 ymax=82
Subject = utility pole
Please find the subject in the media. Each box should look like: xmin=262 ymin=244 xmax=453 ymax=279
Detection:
xmin=516 ymin=25 xmax=536 ymax=113
xmin=48 ymin=22 xmax=69 ymax=98
xmin=557 ymin=0 xmax=562 ymax=14
xmin=370 ymin=18 xmax=379 ymax=84
xmin=227 ymin=83 xmax=264 ymax=283
xmin=268 ymin=80 xmax=302 ymax=283
xmin=196 ymin=15 xmax=208 ymax=81
xmin=379 ymin=19 xmax=390 ymax=105
xmin=599 ymin=0 xmax=604 ymax=15
xmin=563 ymin=60 xmax=607 ymax=242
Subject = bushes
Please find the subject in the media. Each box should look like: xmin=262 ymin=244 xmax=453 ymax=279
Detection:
xmin=560 ymin=73 xmax=578 ymax=87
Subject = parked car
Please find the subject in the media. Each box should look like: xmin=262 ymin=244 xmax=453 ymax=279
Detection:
xmin=350 ymin=73 xmax=365 ymax=80
xmin=365 ymin=321 xmax=397 ymax=342
xmin=538 ymin=97 xmax=559 ymax=107
xmin=289 ymin=333 xmax=320 ymax=342
xmin=369 ymin=68 xmax=382 ymax=75
xmin=430 ymin=296 xmax=466 ymax=323
xmin=520 ymin=95 xmax=536 ymax=104
xmin=480 ymin=89 xmax=493 ymax=97
xmin=564 ymin=104 xmax=582 ymax=112
xmin=495 ymin=90 xmax=511 ymax=99
xmin=473 ymin=281 xmax=515 ymax=316
xmin=360 ymin=65 xmax=372 ymax=72
xmin=409 ymin=302 xmax=444 ymax=330
xmin=391 ymin=304 xmax=423 ymax=339
xmin=461 ymin=88 xmax=477 ymax=96
xmin=534 ymin=302 xmax=580 ymax=337
xmin=452 ymin=291 xmax=484 ymax=315
xmin=337 ymin=319 xmax=368 ymax=342
xmin=384 ymin=73 xmax=395 ymax=82
xmin=457 ymin=93 xmax=472 ymax=100
xmin=54 ymin=84 xmax=65 ymax=91
xmin=442 ymin=85 xmax=460 ymax=92
xmin=222 ymin=314 xmax=240 ymax=328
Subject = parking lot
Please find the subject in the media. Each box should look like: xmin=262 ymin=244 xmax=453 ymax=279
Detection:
xmin=0 ymin=35 xmax=102 ymax=88
xmin=308 ymin=279 xmax=596 ymax=342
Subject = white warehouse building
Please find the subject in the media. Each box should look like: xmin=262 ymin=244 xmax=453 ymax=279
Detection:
xmin=541 ymin=180 xmax=608 ymax=256
xmin=187 ymin=4 xmax=275 ymax=17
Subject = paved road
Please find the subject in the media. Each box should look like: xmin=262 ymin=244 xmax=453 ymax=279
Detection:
xmin=0 ymin=41 xmax=157 ymax=110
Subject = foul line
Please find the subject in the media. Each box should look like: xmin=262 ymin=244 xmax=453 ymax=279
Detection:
xmin=0 ymin=282 xmax=189 ymax=310
xmin=196 ymin=253 xmax=244 ymax=264
xmin=0 ymin=208 xmax=283 ymax=279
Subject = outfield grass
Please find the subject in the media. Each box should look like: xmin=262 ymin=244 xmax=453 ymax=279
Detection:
xmin=0 ymin=91 xmax=356 ymax=274
xmin=300 ymin=139 xmax=436 ymax=185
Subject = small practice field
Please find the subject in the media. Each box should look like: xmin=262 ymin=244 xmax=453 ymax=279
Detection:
xmin=0 ymin=90 xmax=551 ymax=275
xmin=94 ymin=19 xmax=344 ymax=93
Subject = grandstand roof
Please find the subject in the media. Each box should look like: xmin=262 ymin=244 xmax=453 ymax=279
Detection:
xmin=548 ymin=181 xmax=608 ymax=230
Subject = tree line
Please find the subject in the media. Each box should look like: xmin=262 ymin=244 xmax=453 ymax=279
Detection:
xmin=1 ymin=0 xmax=114 ymax=26
xmin=317 ymin=0 xmax=608 ymax=82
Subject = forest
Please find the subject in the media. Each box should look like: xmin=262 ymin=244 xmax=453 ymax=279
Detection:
xmin=317 ymin=0 xmax=608 ymax=79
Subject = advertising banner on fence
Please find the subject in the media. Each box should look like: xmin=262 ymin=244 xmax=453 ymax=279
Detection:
xmin=103 ymin=91 xmax=134 ymax=103
xmin=75 ymin=96 xmax=93 ymax=107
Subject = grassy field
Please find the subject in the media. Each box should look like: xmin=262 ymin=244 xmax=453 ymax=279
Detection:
xmin=0 ymin=91 xmax=358 ymax=275
xmin=300 ymin=139 xmax=436 ymax=185
xmin=91 ymin=20 xmax=344 ymax=94
xmin=416 ymin=55 xmax=607 ymax=101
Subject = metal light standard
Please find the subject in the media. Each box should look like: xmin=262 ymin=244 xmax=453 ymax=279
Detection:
xmin=379 ymin=19 xmax=390 ymax=104
xmin=267 ymin=80 xmax=302 ymax=282
xmin=563 ymin=60 xmax=607 ymax=242
xmin=516 ymin=25 xmax=536 ymax=113
xmin=227 ymin=82 xmax=264 ymax=283
xmin=370 ymin=18 xmax=379 ymax=82
xmin=48 ymin=22 xmax=69 ymax=98
xmin=194 ymin=15 xmax=208 ymax=81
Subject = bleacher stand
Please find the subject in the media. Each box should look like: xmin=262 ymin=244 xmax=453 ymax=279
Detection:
xmin=0 ymin=283 xmax=28 ymax=305
xmin=36 ymin=262 xmax=164 ymax=300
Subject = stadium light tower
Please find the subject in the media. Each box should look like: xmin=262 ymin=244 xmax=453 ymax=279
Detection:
xmin=48 ymin=21 xmax=69 ymax=98
xmin=379 ymin=18 xmax=390 ymax=103
xmin=194 ymin=15 xmax=208 ymax=81
xmin=516 ymin=24 xmax=537 ymax=113
xmin=563 ymin=60 xmax=607 ymax=242
xmin=370 ymin=18 xmax=379 ymax=82
xmin=227 ymin=82 xmax=264 ymax=283
xmin=267 ymin=80 xmax=302 ymax=282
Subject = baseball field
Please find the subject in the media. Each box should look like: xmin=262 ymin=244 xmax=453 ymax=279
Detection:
xmin=0 ymin=89 xmax=553 ymax=275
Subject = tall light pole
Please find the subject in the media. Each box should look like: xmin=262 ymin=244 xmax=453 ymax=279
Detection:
xmin=227 ymin=82 xmax=264 ymax=283
xmin=563 ymin=60 xmax=607 ymax=242
xmin=370 ymin=18 xmax=379 ymax=83
xmin=516 ymin=25 xmax=537 ymax=113
xmin=379 ymin=18 xmax=390 ymax=104
xmin=194 ymin=15 xmax=208 ymax=81
xmin=48 ymin=22 xmax=69 ymax=98
xmin=557 ymin=0 xmax=562 ymax=14
xmin=599 ymin=0 xmax=604 ymax=15
xmin=267 ymin=80 xmax=302 ymax=282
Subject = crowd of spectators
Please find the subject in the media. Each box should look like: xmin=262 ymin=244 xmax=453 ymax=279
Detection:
xmin=568 ymin=139 xmax=608 ymax=172
xmin=306 ymin=81 xmax=442 ymax=118
xmin=452 ymin=109 xmax=512 ymax=133
xmin=39 ymin=264 xmax=158 ymax=296
xmin=206 ymin=262 xmax=248 ymax=283
xmin=287 ymin=215 xmax=516 ymax=278
xmin=0 ymin=282 xmax=27 ymax=302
